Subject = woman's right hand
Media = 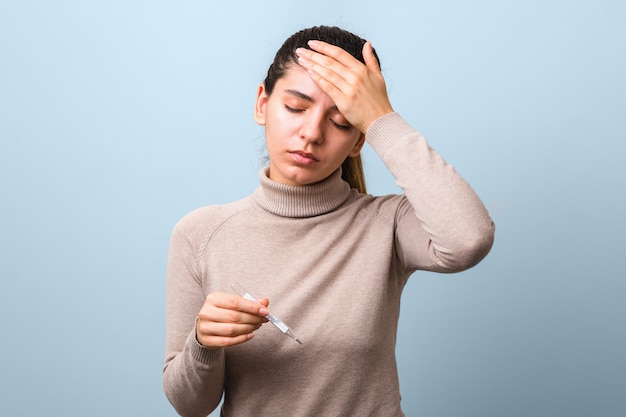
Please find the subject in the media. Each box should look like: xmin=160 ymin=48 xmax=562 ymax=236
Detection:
xmin=195 ymin=292 xmax=269 ymax=348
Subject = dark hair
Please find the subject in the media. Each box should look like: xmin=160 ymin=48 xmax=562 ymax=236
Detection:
xmin=263 ymin=26 xmax=380 ymax=194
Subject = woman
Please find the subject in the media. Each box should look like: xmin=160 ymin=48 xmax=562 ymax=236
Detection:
xmin=163 ymin=25 xmax=494 ymax=416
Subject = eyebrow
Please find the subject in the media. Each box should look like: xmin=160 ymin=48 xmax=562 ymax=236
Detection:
xmin=285 ymin=89 xmax=339 ymax=111
xmin=285 ymin=89 xmax=314 ymax=102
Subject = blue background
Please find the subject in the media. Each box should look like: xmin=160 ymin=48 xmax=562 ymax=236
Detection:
xmin=1 ymin=1 xmax=624 ymax=416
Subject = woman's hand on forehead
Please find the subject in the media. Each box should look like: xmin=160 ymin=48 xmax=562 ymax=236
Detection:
xmin=295 ymin=40 xmax=394 ymax=134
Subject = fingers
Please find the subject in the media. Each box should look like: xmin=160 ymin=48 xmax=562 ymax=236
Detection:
xmin=295 ymin=40 xmax=394 ymax=133
xmin=298 ymin=40 xmax=381 ymax=81
xmin=196 ymin=292 xmax=269 ymax=349
xmin=296 ymin=42 xmax=361 ymax=96
xmin=304 ymin=40 xmax=365 ymax=70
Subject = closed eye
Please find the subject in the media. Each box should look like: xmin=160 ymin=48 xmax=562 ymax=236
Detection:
xmin=332 ymin=120 xmax=351 ymax=131
xmin=284 ymin=104 xmax=304 ymax=113
xmin=285 ymin=103 xmax=351 ymax=130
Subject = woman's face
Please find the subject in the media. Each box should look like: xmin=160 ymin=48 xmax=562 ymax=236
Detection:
xmin=254 ymin=65 xmax=365 ymax=187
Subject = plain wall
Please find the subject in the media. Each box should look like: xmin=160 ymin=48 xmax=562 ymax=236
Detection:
xmin=1 ymin=1 xmax=624 ymax=416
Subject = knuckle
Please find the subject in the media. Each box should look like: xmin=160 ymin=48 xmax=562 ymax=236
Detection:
xmin=344 ymin=86 xmax=358 ymax=99
xmin=321 ymin=56 xmax=333 ymax=67
xmin=226 ymin=295 xmax=240 ymax=309
xmin=205 ymin=293 xmax=217 ymax=304
xmin=213 ymin=337 xmax=231 ymax=348
xmin=225 ymin=309 xmax=243 ymax=323
xmin=355 ymin=65 xmax=367 ymax=76
xmin=223 ymin=323 xmax=239 ymax=336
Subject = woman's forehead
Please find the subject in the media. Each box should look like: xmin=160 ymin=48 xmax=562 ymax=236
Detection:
xmin=275 ymin=66 xmax=335 ymax=107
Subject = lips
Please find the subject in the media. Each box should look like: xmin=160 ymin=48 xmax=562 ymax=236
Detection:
xmin=289 ymin=150 xmax=319 ymax=165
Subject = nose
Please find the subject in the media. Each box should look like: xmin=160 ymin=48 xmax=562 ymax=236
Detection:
xmin=298 ymin=112 xmax=323 ymax=145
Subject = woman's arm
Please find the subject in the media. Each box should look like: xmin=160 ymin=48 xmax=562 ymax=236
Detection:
xmin=297 ymin=40 xmax=494 ymax=272
xmin=367 ymin=113 xmax=495 ymax=272
xmin=163 ymin=210 xmax=270 ymax=417
xmin=162 ymin=213 xmax=225 ymax=417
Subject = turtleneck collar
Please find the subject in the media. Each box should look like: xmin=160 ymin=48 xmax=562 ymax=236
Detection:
xmin=252 ymin=167 xmax=354 ymax=218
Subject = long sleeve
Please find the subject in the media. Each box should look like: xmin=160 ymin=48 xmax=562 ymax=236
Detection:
xmin=162 ymin=212 xmax=226 ymax=417
xmin=366 ymin=112 xmax=495 ymax=273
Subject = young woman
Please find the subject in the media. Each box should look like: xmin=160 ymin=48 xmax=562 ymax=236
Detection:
xmin=163 ymin=25 xmax=495 ymax=416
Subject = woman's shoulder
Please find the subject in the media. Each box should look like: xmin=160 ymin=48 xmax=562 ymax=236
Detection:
xmin=171 ymin=196 xmax=253 ymax=238
xmin=352 ymin=191 xmax=409 ymax=221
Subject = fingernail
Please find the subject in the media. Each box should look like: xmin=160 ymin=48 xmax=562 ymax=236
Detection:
xmin=297 ymin=55 xmax=308 ymax=65
xmin=295 ymin=47 xmax=306 ymax=55
xmin=259 ymin=307 xmax=269 ymax=316
xmin=308 ymin=40 xmax=319 ymax=47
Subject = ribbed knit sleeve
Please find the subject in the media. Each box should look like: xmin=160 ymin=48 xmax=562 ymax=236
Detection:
xmin=163 ymin=210 xmax=226 ymax=417
xmin=366 ymin=112 xmax=495 ymax=272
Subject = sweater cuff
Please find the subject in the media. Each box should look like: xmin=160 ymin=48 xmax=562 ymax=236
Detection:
xmin=187 ymin=329 xmax=225 ymax=365
xmin=365 ymin=112 xmax=417 ymax=158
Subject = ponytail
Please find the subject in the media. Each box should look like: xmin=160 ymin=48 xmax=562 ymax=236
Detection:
xmin=341 ymin=155 xmax=367 ymax=194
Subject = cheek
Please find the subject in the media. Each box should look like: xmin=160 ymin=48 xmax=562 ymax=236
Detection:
xmin=332 ymin=132 xmax=361 ymax=153
xmin=264 ymin=125 xmax=286 ymax=152
xmin=264 ymin=114 xmax=296 ymax=155
xmin=266 ymin=106 xmax=298 ymax=136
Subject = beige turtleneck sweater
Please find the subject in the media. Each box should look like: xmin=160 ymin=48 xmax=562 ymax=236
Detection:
xmin=163 ymin=113 xmax=495 ymax=417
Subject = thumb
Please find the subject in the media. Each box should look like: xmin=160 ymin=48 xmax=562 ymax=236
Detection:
xmin=363 ymin=41 xmax=380 ymax=72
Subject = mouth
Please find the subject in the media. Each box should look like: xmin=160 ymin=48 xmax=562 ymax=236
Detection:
xmin=289 ymin=150 xmax=319 ymax=165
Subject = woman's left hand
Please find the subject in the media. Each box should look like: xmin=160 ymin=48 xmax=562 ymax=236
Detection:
xmin=295 ymin=40 xmax=394 ymax=134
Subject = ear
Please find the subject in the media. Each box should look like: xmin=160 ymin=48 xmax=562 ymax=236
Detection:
xmin=348 ymin=133 xmax=366 ymax=158
xmin=253 ymin=83 xmax=268 ymax=126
